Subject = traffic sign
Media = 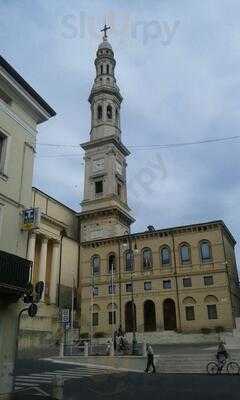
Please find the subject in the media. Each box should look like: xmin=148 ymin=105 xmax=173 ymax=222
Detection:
xmin=22 ymin=208 xmax=41 ymax=230
xmin=62 ymin=309 xmax=70 ymax=323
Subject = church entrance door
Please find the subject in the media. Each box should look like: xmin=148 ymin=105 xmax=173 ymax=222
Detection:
xmin=163 ymin=299 xmax=177 ymax=330
xmin=144 ymin=300 xmax=156 ymax=332
xmin=125 ymin=301 xmax=137 ymax=332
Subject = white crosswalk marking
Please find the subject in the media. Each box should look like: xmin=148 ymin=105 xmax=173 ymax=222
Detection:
xmin=14 ymin=365 xmax=116 ymax=391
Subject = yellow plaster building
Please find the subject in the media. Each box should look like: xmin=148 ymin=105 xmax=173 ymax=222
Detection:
xmin=18 ymin=29 xmax=240 ymax=347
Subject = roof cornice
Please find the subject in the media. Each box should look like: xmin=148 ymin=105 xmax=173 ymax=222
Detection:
xmin=0 ymin=55 xmax=56 ymax=122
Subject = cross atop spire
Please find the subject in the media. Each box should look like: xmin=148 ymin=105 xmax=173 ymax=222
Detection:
xmin=101 ymin=23 xmax=110 ymax=40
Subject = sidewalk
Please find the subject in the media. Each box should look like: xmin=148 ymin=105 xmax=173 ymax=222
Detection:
xmin=45 ymin=355 xmax=146 ymax=373
xmin=45 ymin=343 xmax=240 ymax=374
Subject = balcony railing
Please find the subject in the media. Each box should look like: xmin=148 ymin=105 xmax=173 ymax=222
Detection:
xmin=0 ymin=250 xmax=32 ymax=301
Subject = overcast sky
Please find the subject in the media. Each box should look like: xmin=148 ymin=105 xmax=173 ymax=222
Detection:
xmin=1 ymin=1 xmax=240 ymax=260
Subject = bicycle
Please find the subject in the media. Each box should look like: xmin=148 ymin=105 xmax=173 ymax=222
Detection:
xmin=207 ymin=355 xmax=240 ymax=375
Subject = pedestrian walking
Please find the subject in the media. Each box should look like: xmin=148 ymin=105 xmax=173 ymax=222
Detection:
xmin=144 ymin=343 xmax=156 ymax=374
xmin=106 ymin=340 xmax=111 ymax=356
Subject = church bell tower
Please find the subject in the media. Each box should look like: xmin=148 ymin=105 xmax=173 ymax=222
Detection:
xmin=79 ymin=25 xmax=135 ymax=242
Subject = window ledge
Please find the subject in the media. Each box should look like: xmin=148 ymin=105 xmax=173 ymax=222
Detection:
xmin=201 ymin=260 xmax=214 ymax=265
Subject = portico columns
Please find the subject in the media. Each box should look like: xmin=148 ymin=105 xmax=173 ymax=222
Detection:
xmin=49 ymin=241 xmax=60 ymax=304
xmin=27 ymin=232 xmax=36 ymax=261
xmin=27 ymin=232 xmax=36 ymax=279
xmin=38 ymin=237 xmax=48 ymax=299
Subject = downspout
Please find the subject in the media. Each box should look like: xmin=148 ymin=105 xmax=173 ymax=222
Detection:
xmin=171 ymin=232 xmax=182 ymax=332
xmin=57 ymin=231 xmax=64 ymax=308
xmin=77 ymin=217 xmax=82 ymax=331
xmin=220 ymin=228 xmax=236 ymax=329
xmin=118 ymin=239 xmax=122 ymax=329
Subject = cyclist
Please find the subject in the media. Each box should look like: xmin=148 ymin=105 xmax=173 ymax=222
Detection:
xmin=216 ymin=341 xmax=229 ymax=368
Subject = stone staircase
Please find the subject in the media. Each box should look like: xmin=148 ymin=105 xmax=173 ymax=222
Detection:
xmin=125 ymin=331 xmax=219 ymax=345
xmin=155 ymin=353 xmax=215 ymax=373
xmin=155 ymin=350 xmax=240 ymax=373
xmin=223 ymin=330 xmax=240 ymax=348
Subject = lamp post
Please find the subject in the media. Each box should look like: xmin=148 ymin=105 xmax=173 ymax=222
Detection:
xmin=122 ymin=230 xmax=138 ymax=355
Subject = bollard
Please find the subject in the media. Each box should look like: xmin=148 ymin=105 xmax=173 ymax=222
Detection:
xmin=142 ymin=341 xmax=147 ymax=357
xmin=110 ymin=341 xmax=114 ymax=356
xmin=84 ymin=341 xmax=88 ymax=356
xmin=59 ymin=340 xmax=64 ymax=358
xmin=52 ymin=375 xmax=64 ymax=400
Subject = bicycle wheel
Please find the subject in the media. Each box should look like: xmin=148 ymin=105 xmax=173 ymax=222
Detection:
xmin=227 ymin=362 xmax=240 ymax=375
xmin=207 ymin=362 xmax=219 ymax=375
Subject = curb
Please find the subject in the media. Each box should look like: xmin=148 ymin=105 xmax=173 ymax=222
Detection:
xmin=42 ymin=358 xmax=143 ymax=374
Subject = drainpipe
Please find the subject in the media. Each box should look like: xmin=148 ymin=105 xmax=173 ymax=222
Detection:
xmin=171 ymin=232 xmax=182 ymax=332
xmin=220 ymin=228 xmax=236 ymax=329
xmin=77 ymin=218 xmax=81 ymax=332
xmin=57 ymin=231 xmax=64 ymax=308
xmin=118 ymin=240 xmax=122 ymax=328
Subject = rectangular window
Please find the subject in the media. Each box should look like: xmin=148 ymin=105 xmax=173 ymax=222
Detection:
xmin=183 ymin=277 xmax=192 ymax=287
xmin=92 ymin=312 xmax=98 ymax=326
xmin=0 ymin=132 xmax=7 ymax=174
xmin=95 ymin=180 xmax=103 ymax=194
xmin=126 ymin=283 xmax=133 ymax=293
xmin=109 ymin=311 xmax=116 ymax=325
xmin=185 ymin=306 xmax=195 ymax=321
xmin=163 ymin=280 xmax=171 ymax=289
xmin=93 ymin=287 xmax=99 ymax=296
xmin=144 ymin=281 xmax=152 ymax=291
xmin=108 ymin=284 xmax=116 ymax=295
xmin=207 ymin=304 xmax=218 ymax=320
xmin=204 ymin=276 xmax=214 ymax=286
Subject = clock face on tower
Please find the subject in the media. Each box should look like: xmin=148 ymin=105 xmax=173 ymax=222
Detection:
xmin=116 ymin=160 xmax=123 ymax=175
xmin=93 ymin=159 xmax=104 ymax=172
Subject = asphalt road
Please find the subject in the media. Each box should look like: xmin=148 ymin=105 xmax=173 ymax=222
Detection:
xmin=13 ymin=359 xmax=240 ymax=400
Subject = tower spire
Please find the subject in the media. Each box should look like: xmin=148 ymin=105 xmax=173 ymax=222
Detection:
xmin=79 ymin=32 xmax=135 ymax=242
xmin=101 ymin=23 xmax=110 ymax=40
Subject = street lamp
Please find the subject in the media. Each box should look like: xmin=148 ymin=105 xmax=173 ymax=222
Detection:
xmin=122 ymin=230 xmax=138 ymax=355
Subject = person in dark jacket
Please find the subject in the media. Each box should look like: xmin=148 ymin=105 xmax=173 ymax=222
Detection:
xmin=216 ymin=341 xmax=229 ymax=364
xmin=144 ymin=343 xmax=156 ymax=374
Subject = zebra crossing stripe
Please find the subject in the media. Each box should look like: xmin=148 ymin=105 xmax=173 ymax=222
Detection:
xmin=14 ymin=366 xmax=117 ymax=391
xmin=14 ymin=383 xmax=40 ymax=387
xmin=15 ymin=378 xmax=52 ymax=383
xmin=16 ymin=375 xmax=52 ymax=380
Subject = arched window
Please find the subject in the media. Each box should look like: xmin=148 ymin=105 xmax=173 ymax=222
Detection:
xmin=200 ymin=240 xmax=212 ymax=263
xmin=91 ymin=255 xmax=100 ymax=275
xmin=160 ymin=246 xmax=171 ymax=266
xmin=179 ymin=243 xmax=191 ymax=264
xmin=97 ymin=105 xmax=102 ymax=120
xmin=91 ymin=304 xmax=100 ymax=326
xmin=106 ymin=64 xmax=109 ymax=74
xmin=204 ymin=295 xmax=218 ymax=320
xmin=125 ymin=250 xmax=133 ymax=272
xmin=100 ymin=65 xmax=103 ymax=74
xmin=107 ymin=105 xmax=112 ymax=119
xmin=108 ymin=253 xmax=116 ymax=274
xmin=142 ymin=248 xmax=153 ymax=270
xmin=107 ymin=303 xmax=117 ymax=325
xmin=183 ymin=297 xmax=196 ymax=321
xmin=115 ymin=108 xmax=119 ymax=124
